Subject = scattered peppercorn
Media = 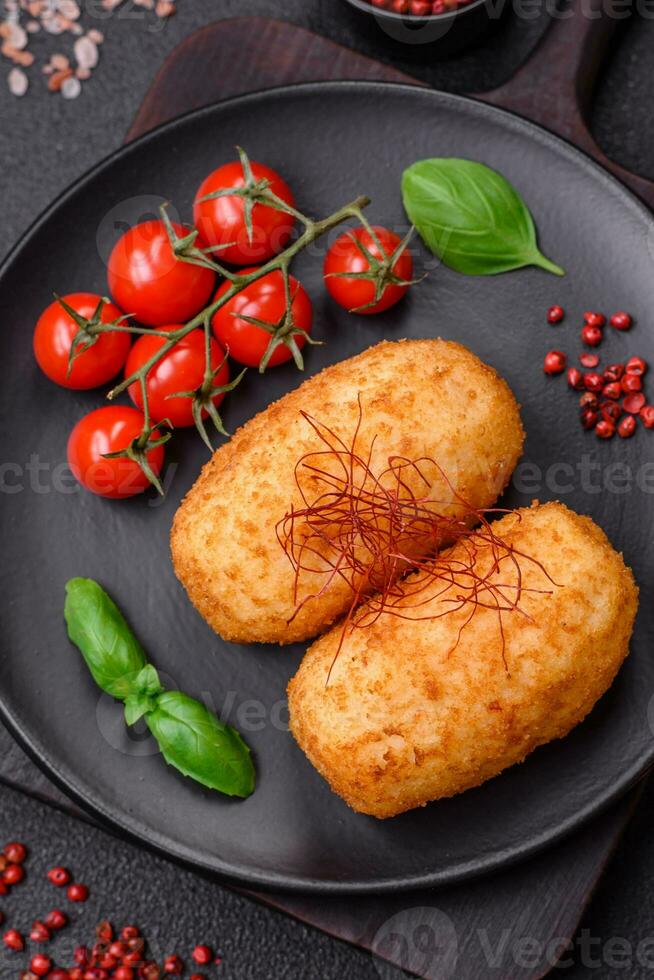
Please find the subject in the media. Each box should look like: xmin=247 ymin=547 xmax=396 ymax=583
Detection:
xmin=581 ymin=408 xmax=599 ymax=430
xmin=163 ymin=954 xmax=183 ymax=975
xmin=3 ymin=862 xmax=25 ymax=885
xmin=604 ymin=363 xmax=624 ymax=383
xmin=584 ymin=372 xmax=604 ymax=393
xmin=3 ymin=842 xmax=27 ymax=864
xmin=584 ymin=311 xmax=606 ymax=328
xmin=47 ymin=867 xmax=71 ymax=887
xmin=547 ymin=304 xmax=565 ymax=324
xmin=29 ymin=954 xmax=52 ymax=977
xmin=579 ymin=392 xmax=599 ymax=410
xmin=3 ymin=928 xmax=24 ymax=951
xmin=623 ymin=393 xmax=646 ymax=415
xmin=67 ymin=882 xmax=89 ymax=903
xmin=595 ymin=419 xmax=615 ymax=439
xmin=544 ymin=350 xmax=567 ymax=375
xmin=579 ymin=353 xmax=599 ymax=368
xmin=622 ymin=374 xmax=642 ymax=394
xmin=45 ymin=910 xmax=68 ymax=931
xmin=30 ymin=920 xmax=51 ymax=943
xmin=610 ymin=311 xmax=632 ymax=330
xmin=567 ymin=367 xmax=584 ymax=390
xmin=640 ymin=406 xmax=654 ymax=428
xmin=600 ymin=401 xmax=621 ymax=423
xmin=618 ymin=415 xmax=637 ymax=438
xmin=192 ymin=946 xmax=213 ymax=966
xmin=626 ymin=356 xmax=647 ymax=377
xmin=581 ymin=324 xmax=602 ymax=347
xmin=602 ymin=381 xmax=621 ymax=401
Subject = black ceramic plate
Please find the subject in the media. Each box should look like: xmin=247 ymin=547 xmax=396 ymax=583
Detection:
xmin=1 ymin=82 xmax=653 ymax=894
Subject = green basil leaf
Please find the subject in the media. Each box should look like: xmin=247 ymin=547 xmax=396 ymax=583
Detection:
xmin=146 ymin=692 xmax=255 ymax=798
xmin=133 ymin=664 xmax=163 ymax=698
xmin=64 ymin=578 xmax=148 ymax=700
xmin=402 ymin=158 xmax=564 ymax=277
xmin=124 ymin=693 xmax=158 ymax=727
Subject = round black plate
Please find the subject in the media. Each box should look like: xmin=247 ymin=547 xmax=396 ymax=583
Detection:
xmin=1 ymin=83 xmax=653 ymax=894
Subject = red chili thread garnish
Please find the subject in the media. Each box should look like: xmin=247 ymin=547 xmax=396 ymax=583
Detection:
xmin=276 ymin=401 xmax=555 ymax=680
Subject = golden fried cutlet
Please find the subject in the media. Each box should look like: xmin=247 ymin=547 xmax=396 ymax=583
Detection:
xmin=288 ymin=501 xmax=638 ymax=817
xmin=171 ymin=339 xmax=524 ymax=644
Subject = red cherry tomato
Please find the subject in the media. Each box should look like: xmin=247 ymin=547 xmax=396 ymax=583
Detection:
xmin=211 ymin=269 xmax=312 ymax=369
xmin=67 ymin=406 xmax=164 ymax=499
xmin=33 ymin=293 xmax=130 ymax=390
xmin=107 ymin=220 xmax=215 ymax=327
xmin=126 ymin=325 xmax=229 ymax=428
xmin=324 ymin=226 xmax=413 ymax=315
xmin=194 ymin=160 xmax=296 ymax=266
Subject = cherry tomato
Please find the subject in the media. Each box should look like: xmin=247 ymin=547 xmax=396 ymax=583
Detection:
xmin=194 ymin=160 xmax=296 ymax=266
xmin=324 ymin=226 xmax=414 ymax=315
xmin=33 ymin=293 xmax=130 ymax=390
xmin=67 ymin=406 xmax=164 ymax=499
xmin=211 ymin=269 xmax=312 ymax=369
xmin=126 ymin=325 xmax=230 ymax=428
xmin=107 ymin=220 xmax=215 ymax=327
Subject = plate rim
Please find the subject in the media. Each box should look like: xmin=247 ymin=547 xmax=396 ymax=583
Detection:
xmin=0 ymin=79 xmax=652 ymax=895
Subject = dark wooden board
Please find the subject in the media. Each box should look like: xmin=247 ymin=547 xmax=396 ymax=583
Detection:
xmin=1 ymin=10 xmax=651 ymax=980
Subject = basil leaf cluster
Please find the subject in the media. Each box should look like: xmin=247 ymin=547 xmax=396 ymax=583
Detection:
xmin=64 ymin=578 xmax=255 ymax=799
xmin=402 ymin=158 xmax=565 ymax=277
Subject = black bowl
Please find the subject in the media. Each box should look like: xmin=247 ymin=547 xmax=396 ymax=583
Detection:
xmin=341 ymin=0 xmax=505 ymax=58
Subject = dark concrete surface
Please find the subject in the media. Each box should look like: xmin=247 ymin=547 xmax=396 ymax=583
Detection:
xmin=1 ymin=3 xmax=653 ymax=978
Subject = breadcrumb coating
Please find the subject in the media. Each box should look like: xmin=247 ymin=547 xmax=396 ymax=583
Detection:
xmin=288 ymin=502 xmax=638 ymax=818
xmin=171 ymin=339 xmax=524 ymax=643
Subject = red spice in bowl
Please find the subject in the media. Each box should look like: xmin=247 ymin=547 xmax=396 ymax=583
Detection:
xmin=369 ymin=0 xmax=474 ymax=14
